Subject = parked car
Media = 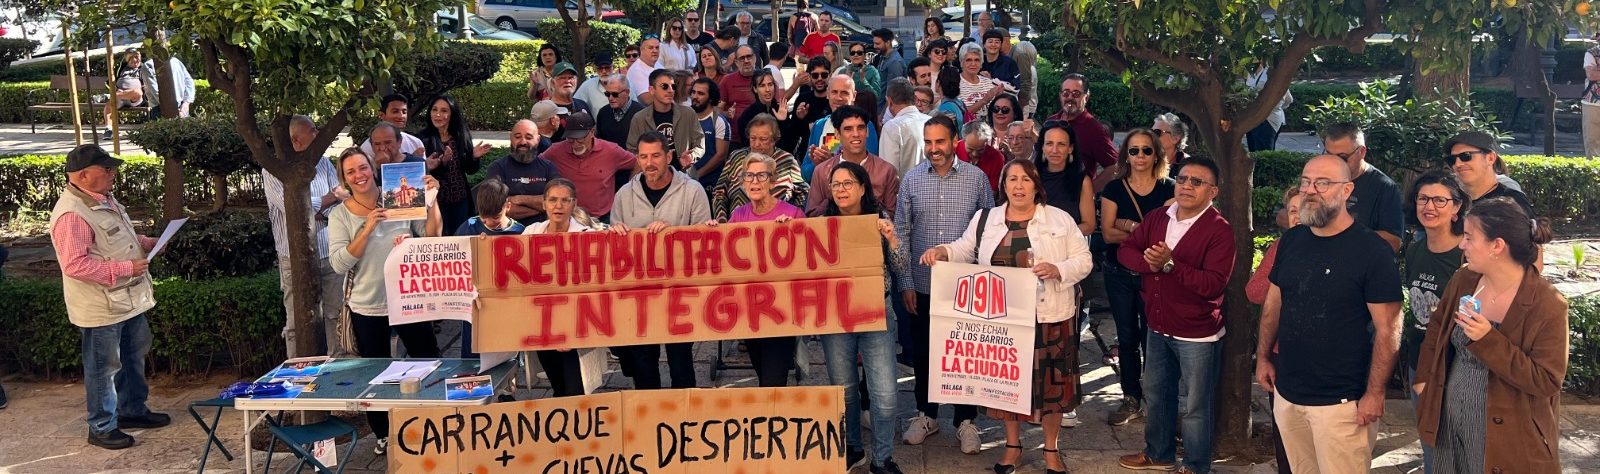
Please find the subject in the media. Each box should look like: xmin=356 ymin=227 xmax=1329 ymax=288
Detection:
xmin=938 ymin=5 xmax=1028 ymax=41
xmin=723 ymin=0 xmax=858 ymax=25
xmin=437 ymin=10 xmax=538 ymax=40
xmin=477 ymin=0 xmax=601 ymax=33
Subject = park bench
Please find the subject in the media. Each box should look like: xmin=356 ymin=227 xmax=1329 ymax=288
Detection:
xmin=25 ymin=75 xmax=150 ymax=139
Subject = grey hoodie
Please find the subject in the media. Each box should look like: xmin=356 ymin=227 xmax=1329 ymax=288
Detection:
xmin=610 ymin=170 xmax=712 ymax=228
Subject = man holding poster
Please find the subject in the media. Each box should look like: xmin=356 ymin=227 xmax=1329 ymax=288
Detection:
xmin=1114 ymin=158 xmax=1236 ymax=474
xmin=923 ymin=159 xmax=1092 ymax=473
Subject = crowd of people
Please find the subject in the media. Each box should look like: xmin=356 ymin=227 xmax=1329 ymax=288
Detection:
xmin=47 ymin=8 xmax=1569 ymax=474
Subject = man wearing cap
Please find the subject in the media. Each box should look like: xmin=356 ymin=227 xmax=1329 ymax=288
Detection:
xmin=485 ymin=119 xmax=563 ymax=225
xmin=530 ymin=100 xmax=564 ymax=155
xmin=1445 ymin=131 xmax=1534 ymax=218
xmin=575 ymin=54 xmax=617 ymax=115
xmin=548 ymin=62 xmax=592 ymax=135
xmin=627 ymin=38 xmax=664 ymax=104
xmin=628 ymin=69 xmax=705 ymax=172
xmin=542 ymin=111 xmax=639 ymax=222
xmin=596 ymin=74 xmax=645 ymax=148
xmin=51 ymin=144 xmax=171 ymax=450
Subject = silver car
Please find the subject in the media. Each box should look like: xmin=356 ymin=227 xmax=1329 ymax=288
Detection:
xmin=477 ymin=0 xmax=599 ymax=33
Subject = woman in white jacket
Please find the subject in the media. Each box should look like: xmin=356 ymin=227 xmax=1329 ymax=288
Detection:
xmin=921 ymin=158 xmax=1093 ymax=474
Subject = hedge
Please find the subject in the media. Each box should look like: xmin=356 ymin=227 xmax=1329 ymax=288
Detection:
xmin=0 ymin=272 xmax=285 ymax=377
xmin=532 ymin=19 xmax=642 ymax=68
xmin=0 ymin=78 xmax=230 ymax=124
xmin=1569 ymin=294 xmax=1600 ymax=397
xmin=0 ymin=153 xmax=263 ymax=218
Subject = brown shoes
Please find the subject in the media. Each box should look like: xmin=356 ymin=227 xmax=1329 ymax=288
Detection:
xmin=1117 ymin=452 xmax=1175 ymax=471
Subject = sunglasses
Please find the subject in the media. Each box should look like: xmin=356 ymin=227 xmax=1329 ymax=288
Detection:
xmin=604 ymin=91 xmax=625 ymax=98
xmin=850 ymin=50 xmax=866 ymax=56
xmin=686 ymin=17 xmax=700 ymax=21
xmin=1173 ymin=175 xmax=1211 ymax=187
xmin=1447 ymin=151 xmax=1486 ymax=163
xmin=1151 ymin=129 xmax=1167 ymax=137
xmin=626 ymin=53 xmax=640 ymax=58
xmin=811 ymin=72 xmax=829 ymax=79
xmin=657 ymin=83 xmax=675 ymax=90
xmin=1060 ymin=89 xmax=1085 ymax=99
xmin=930 ymin=49 xmax=946 ymax=55
xmin=993 ymin=107 xmax=1012 ymax=115
xmin=1126 ymin=146 xmax=1155 ymax=156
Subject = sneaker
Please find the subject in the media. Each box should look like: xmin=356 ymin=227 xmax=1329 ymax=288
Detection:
xmin=1118 ymin=452 xmax=1174 ymax=470
xmin=88 ymin=429 xmax=135 ymax=450
xmin=374 ymin=437 xmax=388 ymax=455
xmin=1108 ymin=397 xmax=1143 ymax=426
xmin=1061 ymin=409 xmax=1080 ymax=428
xmin=845 ymin=448 xmax=868 ymax=471
xmin=956 ymin=420 xmax=981 ymax=454
xmin=870 ymin=458 xmax=905 ymax=474
xmin=118 ymin=412 xmax=171 ymax=429
xmin=101 ymin=129 xmax=114 ymax=140
xmin=902 ymin=414 xmax=938 ymax=445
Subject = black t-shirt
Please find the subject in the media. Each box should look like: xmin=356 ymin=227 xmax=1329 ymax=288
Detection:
xmin=1269 ymin=222 xmax=1404 ymax=406
xmin=652 ymin=109 xmax=678 ymax=153
xmin=1400 ymin=237 xmax=1463 ymax=370
xmin=1099 ymin=177 xmax=1176 ymax=259
xmin=643 ymin=179 xmax=670 ymax=206
xmin=1475 ymin=183 xmax=1535 ymax=219
xmin=687 ymin=31 xmax=714 ymax=48
xmin=1348 ymin=166 xmax=1405 ymax=240
xmin=1039 ymin=160 xmax=1088 ymax=223
xmin=484 ymin=156 xmax=562 ymax=225
xmin=784 ymin=86 xmax=832 ymax=154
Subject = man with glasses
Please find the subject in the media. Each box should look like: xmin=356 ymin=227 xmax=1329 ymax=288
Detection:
xmin=596 ymin=74 xmax=644 ymax=148
xmin=628 ymin=69 xmax=705 ymax=173
xmin=627 ymin=38 xmax=664 ymax=103
xmin=1046 ymin=74 xmax=1118 ymax=191
xmin=797 ymin=11 xmax=839 ymax=65
xmin=1320 ymin=122 xmax=1404 ymax=252
xmin=732 ymin=10 xmax=770 ymax=66
xmin=574 ymin=53 xmax=616 ymax=120
xmin=1255 ymin=154 xmax=1402 ymax=474
xmin=783 ymin=59 xmax=836 ymax=155
xmin=1114 ymin=158 xmax=1236 ymax=474
xmin=720 ymin=45 xmax=760 ymax=138
xmin=1004 ymin=121 xmax=1036 ymax=162
xmin=1443 ymin=131 xmax=1533 ymax=218
xmin=683 ymin=12 xmax=713 ymax=48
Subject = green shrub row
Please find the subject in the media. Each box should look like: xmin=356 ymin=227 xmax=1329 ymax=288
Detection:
xmin=0 ymin=272 xmax=286 ymax=377
xmin=0 ymin=78 xmax=230 ymax=124
xmin=0 ymin=153 xmax=261 ymax=218
xmin=1569 ymin=294 xmax=1600 ymax=397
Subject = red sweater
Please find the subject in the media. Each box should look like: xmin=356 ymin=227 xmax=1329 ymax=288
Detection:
xmin=1115 ymin=206 xmax=1237 ymax=338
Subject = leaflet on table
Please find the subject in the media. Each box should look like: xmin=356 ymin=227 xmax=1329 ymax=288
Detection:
xmin=445 ymin=375 xmax=494 ymax=401
xmin=370 ymin=360 xmax=442 ymax=384
xmin=265 ymin=356 xmax=331 ymax=383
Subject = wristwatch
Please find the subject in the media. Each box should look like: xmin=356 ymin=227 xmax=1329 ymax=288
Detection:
xmin=1161 ymin=260 xmax=1174 ymax=273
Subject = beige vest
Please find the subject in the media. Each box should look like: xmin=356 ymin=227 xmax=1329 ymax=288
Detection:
xmin=48 ymin=185 xmax=155 ymax=328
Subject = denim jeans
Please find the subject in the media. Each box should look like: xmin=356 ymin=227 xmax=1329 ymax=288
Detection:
xmin=1142 ymin=330 xmax=1221 ymax=473
xmin=1104 ymin=265 xmax=1146 ymax=400
xmin=821 ymin=298 xmax=898 ymax=465
xmin=82 ymin=314 xmax=154 ymax=435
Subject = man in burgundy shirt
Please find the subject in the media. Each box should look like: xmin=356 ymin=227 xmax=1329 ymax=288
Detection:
xmin=1047 ymin=73 xmax=1118 ymax=191
xmin=1113 ymin=157 xmax=1236 ymax=474
xmin=718 ymin=44 xmax=759 ymax=143
xmin=540 ymin=111 xmax=638 ymax=222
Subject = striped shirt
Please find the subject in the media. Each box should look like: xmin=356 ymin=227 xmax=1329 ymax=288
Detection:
xmin=262 ymin=157 xmax=342 ymax=259
xmin=50 ymin=189 xmax=156 ymax=287
xmin=894 ymin=159 xmax=995 ymax=293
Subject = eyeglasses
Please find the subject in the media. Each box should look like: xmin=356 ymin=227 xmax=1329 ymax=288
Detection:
xmin=604 ymin=91 xmax=625 ymax=98
xmin=1126 ymin=146 xmax=1154 ymax=156
xmin=1325 ymin=147 xmax=1364 ymax=161
xmin=811 ymin=72 xmax=829 ymax=79
xmin=741 ymin=171 xmax=773 ymax=182
xmin=545 ymin=197 xmax=577 ymax=205
xmin=737 ymin=54 xmax=755 ymax=61
xmin=993 ymin=107 xmax=1012 ymax=115
xmin=1298 ymin=178 xmax=1350 ymax=193
xmin=1447 ymin=151 xmax=1487 ymax=163
xmin=829 ymin=180 xmax=860 ymax=190
xmin=850 ymin=50 xmax=866 ymax=56
xmin=1060 ymin=89 xmax=1085 ymax=99
xmin=1173 ymin=175 xmax=1212 ymax=188
xmin=626 ymin=53 xmax=640 ymax=59
xmin=1415 ymin=195 xmax=1458 ymax=208
xmin=656 ymin=83 xmax=675 ymax=90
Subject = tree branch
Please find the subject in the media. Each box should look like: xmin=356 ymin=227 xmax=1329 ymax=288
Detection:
xmin=1235 ymin=0 xmax=1387 ymax=130
xmin=202 ymin=39 xmax=272 ymax=171
xmin=1114 ymin=19 xmax=1210 ymax=81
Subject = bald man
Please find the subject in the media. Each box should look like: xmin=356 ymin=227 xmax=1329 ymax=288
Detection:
xmin=800 ymin=74 xmax=881 ymax=182
xmin=1255 ymin=154 xmax=1402 ymax=474
xmin=484 ymin=119 xmax=562 ymax=225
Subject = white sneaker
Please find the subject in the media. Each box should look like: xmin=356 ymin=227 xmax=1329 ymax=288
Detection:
xmin=956 ymin=420 xmax=981 ymax=454
xmin=902 ymin=414 xmax=938 ymax=445
xmin=374 ymin=437 xmax=388 ymax=455
xmin=1061 ymin=409 xmax=1081 ymax=428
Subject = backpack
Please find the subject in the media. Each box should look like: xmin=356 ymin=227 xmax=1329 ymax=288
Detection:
xmin=791 ymin=12 xmax=814 ymax=45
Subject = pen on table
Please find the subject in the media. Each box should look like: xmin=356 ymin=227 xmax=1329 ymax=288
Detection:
xmin=424 ymin=372 xmax=474 ymax=389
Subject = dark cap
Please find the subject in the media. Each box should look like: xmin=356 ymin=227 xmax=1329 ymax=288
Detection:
xmin=595 ymin=52 xmax=615 ymax=65
xmin=563 ymin=111 xmax=595 ymax=140
xmin=552 ymin=61 xmax=579 ymax=77
xmin=1443 ymin=131 xmax=1498 ymax=154
xmin=65 ymin=144 xmax=123 ymax=173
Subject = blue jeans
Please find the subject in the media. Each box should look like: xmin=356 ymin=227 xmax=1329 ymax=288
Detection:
xmin=820 ymin=298 xmax=898 ymax=465
xmin=1142 ymin=330 xmax=1221 ymax=473
xmin=82 ymin=314 xmax=154 ymax=435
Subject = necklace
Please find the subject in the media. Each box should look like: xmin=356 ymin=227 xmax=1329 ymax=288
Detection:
xmin=349 ymin=193 xmax=378 ymax=212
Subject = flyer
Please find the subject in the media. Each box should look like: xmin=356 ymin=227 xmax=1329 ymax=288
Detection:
xmin=444 ymin=375 xmax=493 ymax=401
xmin=380 ymin=162 xmax=427 ymax=221
xmin=927 ymin=262 xmax=1038 ymax=415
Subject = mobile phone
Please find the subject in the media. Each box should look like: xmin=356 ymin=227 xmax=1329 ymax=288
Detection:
xmin=1458 ymin=295 xmax=1481 ymax=314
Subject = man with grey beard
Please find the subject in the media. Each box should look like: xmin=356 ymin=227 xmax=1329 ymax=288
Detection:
xmin=484 ymin=119 xmax=562 ymax=225
xmin=1255 ymin=154 xmax=1402 ymax=473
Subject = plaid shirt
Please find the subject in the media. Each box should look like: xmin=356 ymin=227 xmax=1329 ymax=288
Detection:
xmin=894 ymin=159 xmax=995 ymax=294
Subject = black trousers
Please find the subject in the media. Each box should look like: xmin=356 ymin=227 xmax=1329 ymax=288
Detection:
xmin=615 ymin=343 xmax=697 ymax=389
xmin=745 ymin=336 xmax=798 ymax=387
xmin=351 ymin=314 xmax=440 ymax=440
xmin=535 ymin=350 xmax=585 ymax=397
xmin=909 ymin=292 xmax=978 ymax=424
xmin=1105 ymin=265 xmax=1147 ymax=401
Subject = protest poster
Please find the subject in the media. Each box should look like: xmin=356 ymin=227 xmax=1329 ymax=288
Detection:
xmin=927 ymin=262 xmax=1038 ymax=415
xmin=385 ymin=237 xmax=476 ymax=326
xmin=381 ymin=162 xmax=428 ymax=221
xmin=388 ymin=386 xmax=845 ymax=474
xmin=471 ymin=215 xmax=887 ymax=352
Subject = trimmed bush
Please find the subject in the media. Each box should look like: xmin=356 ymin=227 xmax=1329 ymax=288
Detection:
xmin=127 ymin=116 xmax=257 ymax=211
xmin=1569 ymin=294 xmax=1600 ymax=397
xmin=472 ymin=39 xmax=547 ymax=84
xmin=1252 ymin=186 xmax=1287 ymax=229
xmin=1301 ymin=42 xmax=1408 ymax=74
xmin=397 ymin=41 xmax=505 ymax=124
xmin=451 ymin=82 xmax=533 ymax=130
xmin=0 ymin=78 xmax=229 ymax=124
xmin=0 ymin=38 xmax=39 ymax=69
xmin=533 ymin=19 xmax=643 ymax=66
xmin=151 ymin=210 xmax=277 ymax=280
xmin=0 ymin=153 xmax=259 ymax=218
xmin=0 ymin=272 xmax=286 ymax=376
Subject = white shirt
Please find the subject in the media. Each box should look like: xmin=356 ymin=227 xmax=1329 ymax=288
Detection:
xmin=1162 ymin=203 xmax=1225 ymax=342
xmin=1585 ymin=49 xmax=1599 ymax=105
xmin=660 ymin=42 xmax=696 ymax=71
xmin=262 ymin=157 xmax=341 ymax=259
xmin=880 ymin=105 xmax=929 ymax=177
xmin=627 ymin=59 xmax=663 ymax=103
xmin=765 ymin=64 xmax=785 ymax=92
xmin=360 ymin=131 xmax=426 ymax=157
xmin=576 ymin=76 xmax=609 ymax=115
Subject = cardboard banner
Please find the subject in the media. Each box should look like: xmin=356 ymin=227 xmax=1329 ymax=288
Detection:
xmin=928 ymin=262 xmax=1038 ymax=415
xmin=389 ymin=387 xmax=846 ymax=474
xmin=385 ymin=237 xmax=477 ymax=325
xmin=472 ymin=215 xmax=887 ymax=352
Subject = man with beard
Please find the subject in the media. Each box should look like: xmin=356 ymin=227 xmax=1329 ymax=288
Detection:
xmin=547 ymin=62 xmax=591 ymax=139
xmin=360 ymin=94 xmax=426 ymax=157
xmin=1046 ymin=74 xmax=1118 ymax=191
xmin=1321 ymin=122 xmax=1403 ymax=252
xmin=608 ymin=131 xmax=711 ymax=390
xmin=894 ymin=114 xmax=994 ymax=453
xmin=907 ymin=57 xmax=934 ymax=88
xmin=541 ymin=111 xmax=638 ymax=222
xmin=574 ymin=54 xmax=616 ymax=118
xmin=596 ymin=74 xmax=644 ymax=148
xmin=873 ymin=28 xmax=908 ymax=86
xmin=800 ymin=74 xmax=880 ymax=182
xmin=690 ymin=78 xmax=731 ymax=192
xmin=719 ymin=44 xmax=759 ymax=142
xmin=627 ymin=69 xmax=705 ymax=172
xmin=804 ymin=105 xmax=899 ymax=216
xmin=484 ymin=119 xmax=562 ymax=225
xmin=782 ymin=58 xmax=835 ymax=154
xmin=1255 ymin=154 xmax=1402 ymax=474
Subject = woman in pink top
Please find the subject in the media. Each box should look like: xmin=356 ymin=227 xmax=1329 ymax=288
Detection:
xmin=705 ymin=152 xmax=804 ymax=386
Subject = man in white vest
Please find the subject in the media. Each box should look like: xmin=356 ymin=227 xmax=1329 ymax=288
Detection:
xmin=49 ymin=144 xmax=169 ymax=450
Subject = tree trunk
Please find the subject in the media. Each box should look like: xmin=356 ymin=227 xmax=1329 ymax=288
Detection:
xmin=275 ymin=163 xmax=323 ymax=359
xmin=149 ymin=32 xmax=185 ymax=223
xmin=1211 ymin=130 xmax=1260 ymax=457
xmin=208 ymin=173 xmax=229 ymax=214
xmin=1411 ymin=39 xmax=1470 ymax=106
xmin=573 ymin=24 xmax=591 ymax=74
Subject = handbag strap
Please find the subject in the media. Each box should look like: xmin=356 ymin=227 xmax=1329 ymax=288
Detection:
xmin=974 ymin=207 xmax=992 ymax=259
xmin=1121 ymin=179 xmax=1146 ymax=220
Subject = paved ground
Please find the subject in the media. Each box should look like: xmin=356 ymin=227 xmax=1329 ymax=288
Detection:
xmin=2 ymin=315 xmax=1598 ymax=474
